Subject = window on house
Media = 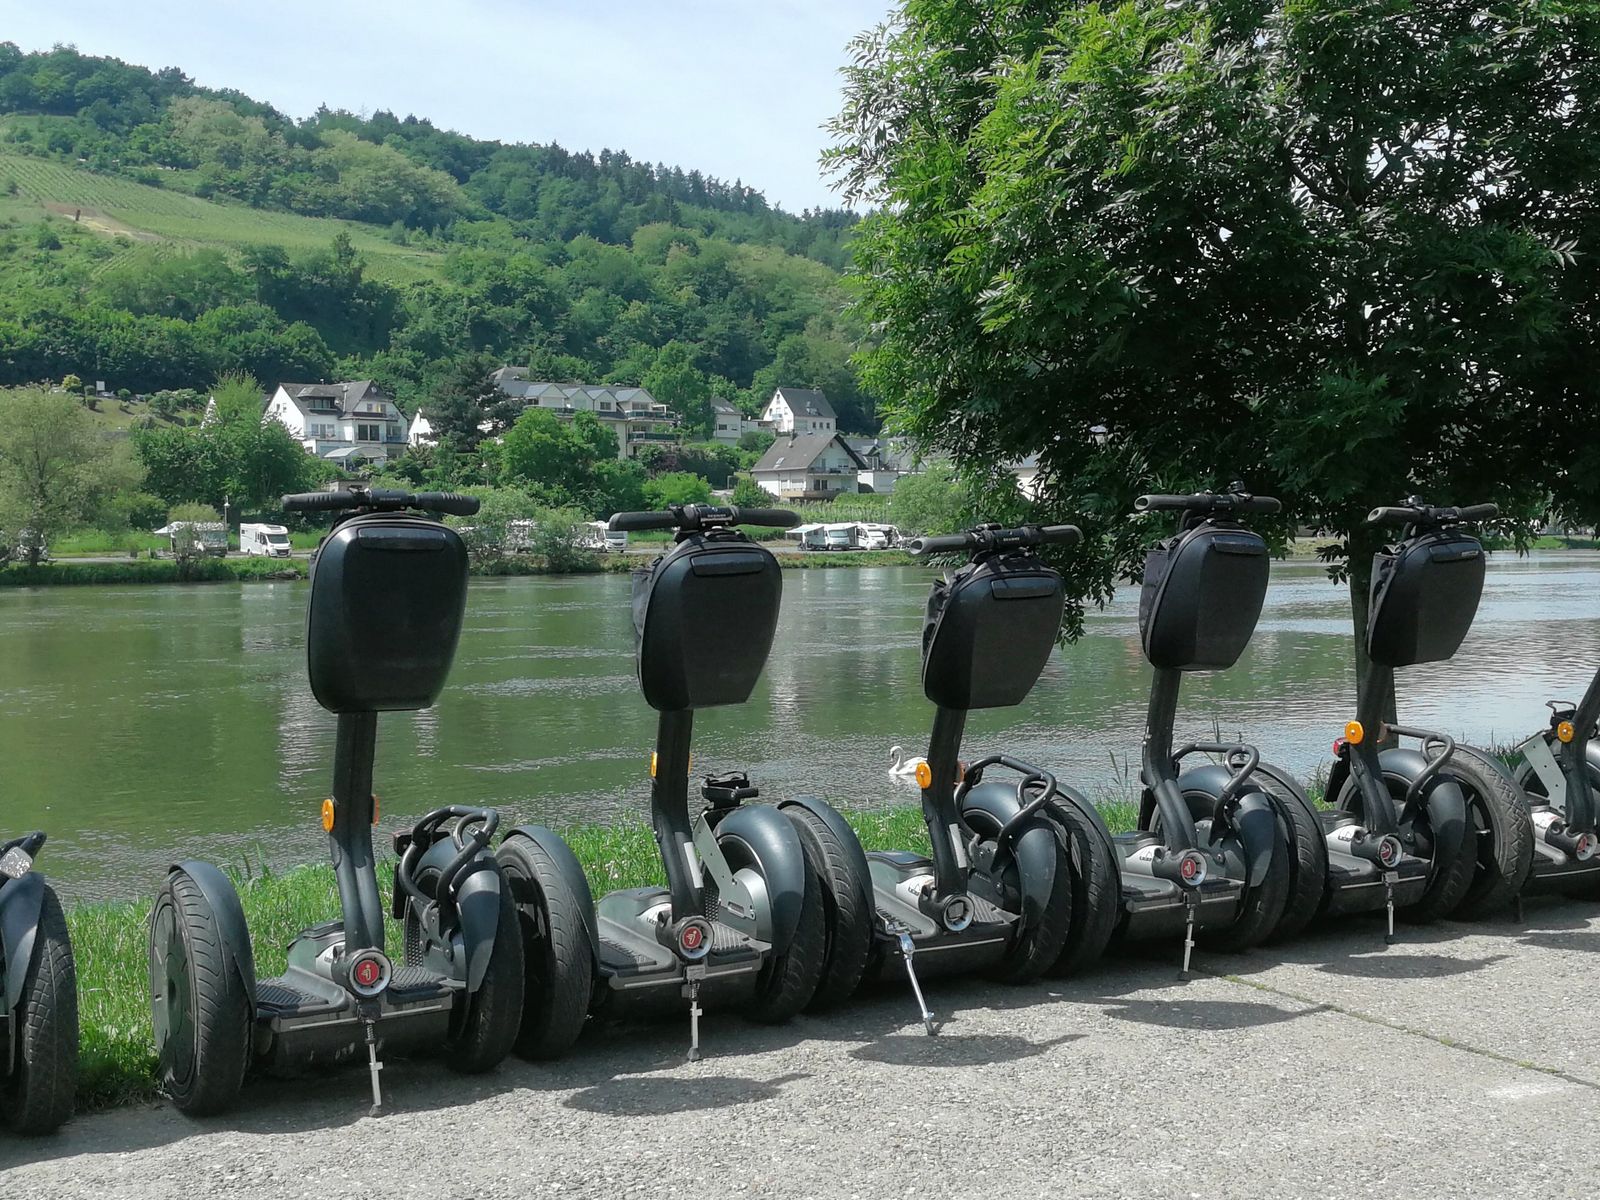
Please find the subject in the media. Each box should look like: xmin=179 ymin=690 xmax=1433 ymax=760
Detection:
xmin=357 ymin=423 xmax=381 ymax=441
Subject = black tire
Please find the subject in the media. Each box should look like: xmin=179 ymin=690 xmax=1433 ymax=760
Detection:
xmin=442 ymin=867 xmax=526 ymax=1073
xmin=148 ymin=869 xmax=251 ymax=1116
xmin=1043 ymin=801 xmax=1119 ymax=978
xmin=2 ymin=884 xmax=78 ymax=1135
xmin=743 ymin=851 xmax=826 ymax=1024
xmin=984 ymin=817 xmax=1075 ymax=984
xmin=1450 ymin=746 xmax=1535 ymax=920
xmin=1199 ymin=818 xmax=1291 ymax=954
xmin=1250 ymin=767 xmax=1328 ymax=943
xmin=1338 ymin=771 xmax=1475 ymax=922
xmin=496 ymin=836 xmax=594 ymax=1060
xmin=779 ymin=803 xmax=873 ymax=1012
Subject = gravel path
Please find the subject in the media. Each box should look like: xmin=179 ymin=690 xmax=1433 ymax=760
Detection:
xmin=4 ymin=901 xmax=1594 ymax=1198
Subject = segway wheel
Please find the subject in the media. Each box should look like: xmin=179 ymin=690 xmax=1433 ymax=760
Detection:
xmin=1338 ymin=772 xmax=1475 ymax=922
xmin=1249 ymin=767 xmax=1328 ymax=943
xmin=985 ymin=815 xmax=1075 ymax=984
xmin=779 ymin=802 xmax=873 ymax=1011
xmin=496 ymin=836 xmax=592 ymax=1060
xmin=744 ymin=852 xmax=826 ymax=1024
xmin=1043 ymin=801 xmax=1119 ymax=978
xmin=148 ymin=869 xmax=251 ymax=1116
xmin=1199 ymin=821 xmax=1291 ymax=954
xmin=1449 ymin=746 xmax=1534 ymax=920
xmin=2 ymin=884 xmax=78 ymax=1135
xmin=442 ymin=867 xmax=525 ymax=1073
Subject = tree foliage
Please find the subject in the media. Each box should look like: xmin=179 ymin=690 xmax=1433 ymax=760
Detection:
xmin=830 ymin=0 xmax=1600 ymax=641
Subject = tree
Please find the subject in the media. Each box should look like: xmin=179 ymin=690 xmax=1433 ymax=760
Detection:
xmin=643 ymin=471 xmax=713 ymax=509
xmin=888 ymin=463 xmax=968 ymax=537
xmin=425 ymin=353 xmax=505 ymax=453
xmin=731 ymin=475 xmax=776 ymax=509
xmin=0 ymin=387 xmax=145 ymax=563
xmin=829 ymin=1 xmax=1600 ymax=651
xmin=642 ymin=341 xmax=713 ymax=440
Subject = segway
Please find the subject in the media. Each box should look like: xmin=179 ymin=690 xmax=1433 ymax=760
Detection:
xmin=847 ymin=522 xmax=1111 ymax=1033
xmin=1320 ymin=501 xmax=1532 ymax=920
xmin=1508 ymin=665 xmax=1600 ymax=894
xmin=497 ymin=504 xmax=858 ymax=1063
xmin=1102 ymin=489 xmax=1307 ymax=975
xmin=0 ymin=832 xmax=77 ymax=1134
xmin=149 ymin=487 xmax=534 ymax=1116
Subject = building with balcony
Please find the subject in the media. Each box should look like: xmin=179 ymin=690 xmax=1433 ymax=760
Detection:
xmin=484 ymin=368 xmax=679 ymax=459
xmin=750 ymin=431 xmax=870 ymax=501
xmin=760 ymin=387 xmax=836 ymax=436
xmin=265 ymin=381 xmax=407 ymax=466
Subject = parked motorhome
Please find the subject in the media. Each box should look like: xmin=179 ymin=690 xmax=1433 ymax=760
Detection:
xmin=155 ymin=522 xmax=228 ymax=558
xmin=240 ymin=523 xmax=292 ymax=558
xmin=580 ymin=521 xmax=628 ymax=553
xmin=859 ymin=524 xmax=900 ymax=550
xmin=788 ymin=523 xmax=828 ymax=551
xmin=822 ymin=522 xmax=860 ymax=551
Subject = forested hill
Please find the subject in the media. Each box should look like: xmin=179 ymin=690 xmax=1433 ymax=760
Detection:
xmin=0 ymin=44 xmax=874 ymax=433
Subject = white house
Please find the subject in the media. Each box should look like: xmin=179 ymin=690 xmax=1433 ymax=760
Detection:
xmin=760 ymin=387 xmax=836 ymax=436
xmin=484 ymin=368 xmax=679 ymax=459
xmin=750 ymin=432 xmax=869 ymax=501
xmin=265 ymin=381 xmax=408 ymax=466
xmin=407 ymin=410 xmax=435 ymax=446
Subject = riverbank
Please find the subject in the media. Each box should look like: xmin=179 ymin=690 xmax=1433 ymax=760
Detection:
xmin=0 ymin=549 xmax=919 ymax=587
xmin=68 ymin=801 xmax=1140 ymax=1113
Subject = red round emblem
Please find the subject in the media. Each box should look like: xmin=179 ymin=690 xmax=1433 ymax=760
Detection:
xmin=355 ymin=958 xmax=381 ymax=988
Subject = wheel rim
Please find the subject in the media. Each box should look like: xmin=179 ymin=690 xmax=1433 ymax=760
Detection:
xmin=150 ymin=900 xmax=195 ymax=1082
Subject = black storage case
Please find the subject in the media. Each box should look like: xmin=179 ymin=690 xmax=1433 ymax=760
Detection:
xmin=921 ymin=554 xmax=1064 ymax=711
xmin=633 ymin=532 xmax=782 ymax=712
xmin=1366 ymin=533 xmax=1485 ymax=668
xmin=1139 ymin=525 xmax=1269 ymax=671
xmin=306 ymin=513 xmax=469 ymax=713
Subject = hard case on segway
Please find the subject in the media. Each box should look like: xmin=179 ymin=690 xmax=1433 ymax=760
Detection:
xmin=922 ymin=554 xmax=1064 ymax=710
xmin=1366 ymin=533 xmax=1484 ymax=669
xmin=1139 ymin=524 xmax=1270 ymax=672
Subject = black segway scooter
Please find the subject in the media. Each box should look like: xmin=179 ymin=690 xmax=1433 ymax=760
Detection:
xmin=1319 ymin=501 xmax=1532 ymax=920
xmin=1508 ymin=666 xmax=1600 ymax=892
xmin=0 ymin=832 xmax=77 ymax=1134
xmin=1094 ymin=490 xmax=1307 ymax=975
xmin=149 ymin=487 xmax=534 ymax=1116
xmin=498 ymin=504 xmax=858 ymax=1063
xmin=835 ymin=522 xmax=1107 ymax=1032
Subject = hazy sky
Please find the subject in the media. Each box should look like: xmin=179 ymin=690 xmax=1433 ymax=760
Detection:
xmin=7 ymin=0 xmax=893 ymax=212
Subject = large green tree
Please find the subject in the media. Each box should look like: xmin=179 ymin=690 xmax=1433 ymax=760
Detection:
xmin=829 ymin=0 xmax=1600 ymax=652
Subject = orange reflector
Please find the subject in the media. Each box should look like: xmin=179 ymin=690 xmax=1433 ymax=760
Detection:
xmin=1344 ymin=720 xmax=1365 ymax=746
xmin=371 ymin=794 xmax=380 ymax=825
xmin=321 ymin=798 xmax=335 ymax=833
xmin=650 ymin=751 xmax=658 ymax=778
xmin=914 ymin=761 xmax=933 ymax=789
xmin=1559 ymin=721 xmax=1576 ymax=744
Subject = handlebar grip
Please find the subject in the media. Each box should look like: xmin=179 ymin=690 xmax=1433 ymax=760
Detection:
xmin=1235 ymin=496 xmax=1282 ymax=515
xmin=1134 ymin=494 xmax=1209 ymax=513
xmin=282 ymin=492 xmax=352 ymax=512
xmin=1455 ymin=503 xmax=1499 ymax=522
xmin=1366 ymin=505 xmax=1420 ymax=527
xmin=1038 ymin=525 xmax=1083 ymax=546
xmin=731 ymin=507 xmax=801 ymax=529
xmin=412 ymin=492 xmax=480 ymax=516
xmin=906 ymin=533 xmax=973 ymax=556
xmin=609 ymin=511 xmax=680 ymax=532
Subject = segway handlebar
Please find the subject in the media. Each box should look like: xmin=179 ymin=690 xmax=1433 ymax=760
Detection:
xmin=1367 ymin=501 xmax=1498 ymax=528
xmin=281 ymin=488 xmax=480 ymax=516
xmin=608 ymin=505 xmax=801 ymax=533
xmin=1135 ymin=492 xmax=1282 ymax=516
xmin=906 ymin=524 xmax=1080 ymax=557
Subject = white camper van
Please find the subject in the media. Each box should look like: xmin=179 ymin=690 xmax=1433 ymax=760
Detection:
xmin=581 ymin=520 xmax=628 ymax=553
xmin=240 ymin=523 xmax=292 ymax=558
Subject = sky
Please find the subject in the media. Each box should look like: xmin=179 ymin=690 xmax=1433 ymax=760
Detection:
xmin=5 ymin=0 xmax=894 ymax=213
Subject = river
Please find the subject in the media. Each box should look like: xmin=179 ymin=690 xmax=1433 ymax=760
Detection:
xmin=5 ymin=553 xmax=1594 ymax=901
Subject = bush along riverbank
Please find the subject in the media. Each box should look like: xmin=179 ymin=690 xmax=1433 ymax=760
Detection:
xmin=0 ymin=549 xmax=921 ymax=587
xmin=69 ymin=800 xmax=1138 ymax=1113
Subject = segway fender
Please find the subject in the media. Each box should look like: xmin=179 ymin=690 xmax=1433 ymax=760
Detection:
xmin=172 ymin=859 xmax=257 ymax=1010
xmin=1327 ymin=756 xmax=1353 ymax=810
xmin=503 ymin=825 xmax=600 ymax=962
xmin=0 ymin=871 xmax=44 ymax=1012
xmin=713 ymin=805 xmax=808 ymax=951
xmin=1379 ymin=748 xmax=1470 ymax=861
xmin=452 ymin=856 xmax=503 ymax=993
xmin=777 ymin=795 xmax=873 ymax=912
xmin=1232 ymin=791 xmax=1279 ymax=888
xmin=961 ymin=781 xmax=1059 ymax=926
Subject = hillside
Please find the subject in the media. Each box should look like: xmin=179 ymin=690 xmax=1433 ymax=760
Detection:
xmin=0 ymin=44 xmax=874 ymax=432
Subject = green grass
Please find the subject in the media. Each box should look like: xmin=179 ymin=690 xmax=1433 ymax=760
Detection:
xmin=66 ymin=800 xmax=1136 ymax=1111
xmin=0 ymin=150 xmax=443 ymax=283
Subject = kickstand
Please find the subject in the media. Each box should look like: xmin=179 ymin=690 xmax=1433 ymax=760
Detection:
xmin=1179 ymin=890 xmax=1199 ymax=982
xmin=895 ymin=928 xmax=936 ymax=1036
xmin=683 ymin=964 xmax=706 ymax=1063
xmin=1383 ymin=871 xmax=1397 ymax=946
xmin=362 ymin=1015 xmax=384 ymax=1117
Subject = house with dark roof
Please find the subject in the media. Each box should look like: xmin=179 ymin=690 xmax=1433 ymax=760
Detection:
xmin=711 ymin=400 xmax=761 ymax=444
xmin=447 ymin=369 xmax=680 ymax=459
xmin=264 ymin=381 xmax=407 ymax=465
xmin=750 ymin=431 xmax=868 ymax=500
xmin=761 ymin=387 xmax=836 ymax=435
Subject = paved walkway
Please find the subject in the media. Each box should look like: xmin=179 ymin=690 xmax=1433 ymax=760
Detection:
xmin=5 ymin=900 xmax=1594 ymax=1198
